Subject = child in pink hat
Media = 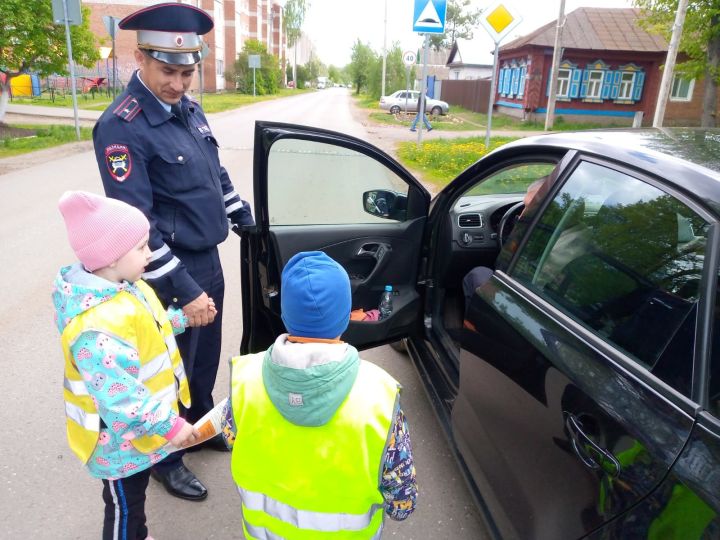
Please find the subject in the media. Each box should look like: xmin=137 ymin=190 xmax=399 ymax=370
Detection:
xmin=52 ymin=191 xmax=210 ymax=540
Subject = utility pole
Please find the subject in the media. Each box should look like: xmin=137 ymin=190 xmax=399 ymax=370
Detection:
xmin=61 ymin=0 xmax=81 ymax=141
xmin=653 ymin=0 xmax=689 ymax=127
xmin=381 ymin=0 xmax=388 ymax=97
xmin=545 ymin=0 xmax=566 ymax=131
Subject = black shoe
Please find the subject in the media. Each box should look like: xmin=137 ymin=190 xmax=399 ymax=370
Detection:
xmin=151 ymin=464 xmax=208 ymax=501
xmin=185 ymin=433 xmax=229 ymax=453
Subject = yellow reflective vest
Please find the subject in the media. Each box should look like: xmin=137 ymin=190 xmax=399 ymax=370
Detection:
xmin=60 ymin=280 xmax=190 ymax=464
xmin=230 ymin=352 xmax=399 ymax=540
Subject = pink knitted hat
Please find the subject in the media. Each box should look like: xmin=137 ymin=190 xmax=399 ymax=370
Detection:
xmin=58 ymin=191 xmax=150 ymax=271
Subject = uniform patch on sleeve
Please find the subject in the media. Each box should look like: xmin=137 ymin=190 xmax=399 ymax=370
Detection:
xmin=105 ymin=144 xmax=133 ymax=182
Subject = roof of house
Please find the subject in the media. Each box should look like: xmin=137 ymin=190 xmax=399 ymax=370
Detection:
xmin=446 ymin=38 xmax=494 ymax=67
xmin=500 ymin=7 xmax=668 ymax=53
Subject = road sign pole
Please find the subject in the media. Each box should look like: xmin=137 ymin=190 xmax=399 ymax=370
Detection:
xmin=61 ymin=0 xmax=81 ymax=141
xmin=405 ymin=67 xmax=410 ymax=114
xmin=111 ymin=35 xmax=117 ymax=99
xmin=253 ymin=67 xmax=256 ymax=97
xmin=485 ymin=42 xmax=499 ymax=149
xmin=417 ymin=34 xmax=429 ymax=147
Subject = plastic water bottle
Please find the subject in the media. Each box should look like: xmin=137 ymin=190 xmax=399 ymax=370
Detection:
xmin=379 ymin=285 xmax=393 ymax=320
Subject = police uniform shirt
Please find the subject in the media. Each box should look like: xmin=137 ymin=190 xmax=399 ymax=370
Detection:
xmin=92 ymin=70 xmax=254 ymax=307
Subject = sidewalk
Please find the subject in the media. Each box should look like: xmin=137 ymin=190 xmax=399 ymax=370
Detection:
xmin=7 ymin=103 xmax=103 ymax=120
xmin=4 ymin=103 xmax=102 ymax=128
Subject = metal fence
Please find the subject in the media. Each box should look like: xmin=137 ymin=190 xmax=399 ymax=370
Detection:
xmin=442 ymin=79 xmax=491 ymax=114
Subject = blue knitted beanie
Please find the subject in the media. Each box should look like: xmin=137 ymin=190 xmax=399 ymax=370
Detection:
xmin=281 ymin=251 xmax=351 ymax=338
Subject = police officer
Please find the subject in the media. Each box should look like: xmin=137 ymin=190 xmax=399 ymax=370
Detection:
xmin=92 ymin=2 xmax=254 ymax=501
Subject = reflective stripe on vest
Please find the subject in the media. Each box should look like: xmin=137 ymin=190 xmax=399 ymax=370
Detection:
xmin=230 ymin=352 xmax=399 ymax=540
xmin=60 ymin=280 xmax=189 ymax=464
xmin=238 ymin=486 xmax=382 ymax=532
xmin=65 ymin=400 xmax=99 ymax=430
xmin=243 ymin=517 xmax=384 ymax=540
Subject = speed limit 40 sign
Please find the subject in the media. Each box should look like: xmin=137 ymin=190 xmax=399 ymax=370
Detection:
xmin=402 ymin=50 xmax=417 ymax=66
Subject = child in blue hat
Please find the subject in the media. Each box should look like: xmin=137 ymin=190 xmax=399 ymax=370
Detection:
xmin=220 ymin=251 xmax=417 ymax=539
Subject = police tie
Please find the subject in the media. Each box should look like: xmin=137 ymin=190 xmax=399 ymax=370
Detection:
xmin=171 ymin=102 xmax=187 ymax=127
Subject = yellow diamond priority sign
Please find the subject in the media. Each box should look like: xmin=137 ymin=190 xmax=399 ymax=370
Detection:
xmin=479 ymin=1 xmax=523 ymax=43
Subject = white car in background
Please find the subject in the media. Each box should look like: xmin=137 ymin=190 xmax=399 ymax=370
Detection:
xmin=379 ymin=90 xmax=450 ymax=115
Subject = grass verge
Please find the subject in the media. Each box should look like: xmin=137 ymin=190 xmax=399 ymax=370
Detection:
xmin=368 ymin=102 xmax=630 ymax=132
xmin=0 ymin=124 xmax=93 ymax=158
xmin=8 ymin=88 xmax=312 ymax=113
xmin=197 ymin=88 xmax=312 ymax=113
xmin=396 ymin=136 xmax=518 ymax=189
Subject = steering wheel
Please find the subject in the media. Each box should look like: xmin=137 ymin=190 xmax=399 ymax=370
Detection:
xmin=497 ymin=201 xmax=525 ymax=248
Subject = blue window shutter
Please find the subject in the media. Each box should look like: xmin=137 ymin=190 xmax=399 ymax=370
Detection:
xmin=511 ymin=68 xmax=519 ymax=96
xmin=579 ymin=69 xmax=588 ymax=98
xmin=601 ymin=70 xmax=613 ymax=99
xmin=498 ymin=69 xmax=504 ymax=94
xmin=503 ymin=68 xmax=512 ymax=94
xmin=611 ymin=71 xmax=621 ymax=99
xmin=518 ymin=66 xmax=526 ymax=97
xmin=569 ymin=69 xmax=582 ymax=98
xmin=632 ymin=71 xmax=646 ymax=101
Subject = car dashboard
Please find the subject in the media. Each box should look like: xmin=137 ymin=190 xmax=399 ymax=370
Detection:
xmin=450 ymin=193 xmax=524 ymax=251
xmin=433 ymin=193 xmax=524 ymax=290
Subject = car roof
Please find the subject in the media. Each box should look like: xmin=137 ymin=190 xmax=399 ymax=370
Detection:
xmin=501 ymin=128 xmax=720 ymax=214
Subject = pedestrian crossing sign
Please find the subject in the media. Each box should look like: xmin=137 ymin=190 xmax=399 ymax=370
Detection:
xmin=413 ymin=0 xmax=447 ymax=34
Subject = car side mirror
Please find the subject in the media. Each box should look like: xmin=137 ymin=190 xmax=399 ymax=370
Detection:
xmin=363 ymin=190 xmax=407 ymax=221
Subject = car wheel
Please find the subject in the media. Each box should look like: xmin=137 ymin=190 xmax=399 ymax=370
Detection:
xmin=389 ymin=339 xmax=408 ymax=354
xmin=389 ymin=105 xmax=401 ymax=114
xmin=431 ymin=106 xmax=442 ymax=115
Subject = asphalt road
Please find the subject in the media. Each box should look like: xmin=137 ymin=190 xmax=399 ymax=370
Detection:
xmin=0 ymin=88 xmax=489 ymax=539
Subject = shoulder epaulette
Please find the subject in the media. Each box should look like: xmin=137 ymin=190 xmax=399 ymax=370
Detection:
xmin=113 ymin=95 xmax=143 ymax=122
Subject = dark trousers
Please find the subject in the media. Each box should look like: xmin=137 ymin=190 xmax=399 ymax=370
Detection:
xmin=155 ymin=247 xmax=225 ymax=472
xmin=102 ymin=469 xmax=151 ymax=540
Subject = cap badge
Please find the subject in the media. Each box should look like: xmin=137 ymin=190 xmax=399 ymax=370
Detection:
xmin=105 ymin=144 xmax=133 ymax=183
xmin=175 ymin=35 xmax=184 ymax=47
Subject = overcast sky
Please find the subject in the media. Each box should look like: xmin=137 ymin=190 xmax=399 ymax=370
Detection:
xmin=299 ymin=0 xmax=635 ymax=67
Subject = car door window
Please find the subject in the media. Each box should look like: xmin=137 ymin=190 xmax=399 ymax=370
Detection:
xmin=461 ymin=163 xmax=557 ymax=196
xmin=512 ymin=161 xmax=709 ymax=396
xmin=267 ymin=138 xmax=409 ymax=225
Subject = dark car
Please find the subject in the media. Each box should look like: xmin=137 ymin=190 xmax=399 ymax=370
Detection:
xmin=239 ymin=123 xmax=720 ymax=539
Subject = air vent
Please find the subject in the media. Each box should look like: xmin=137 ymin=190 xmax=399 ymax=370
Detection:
xmin=458 ymin=213 xmax=482 ymax=228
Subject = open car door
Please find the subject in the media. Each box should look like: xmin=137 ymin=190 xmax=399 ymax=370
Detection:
xmin=240 ymin=122 xmax=431 ymax=354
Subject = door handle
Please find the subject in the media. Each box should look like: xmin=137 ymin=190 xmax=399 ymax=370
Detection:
xmin=564 ymin=412 xmax=621 ymax=477
xmin=356 ymin=243 xmax=390 ymax=259
xmin=352 ymin=243 xmax=392 ymax=291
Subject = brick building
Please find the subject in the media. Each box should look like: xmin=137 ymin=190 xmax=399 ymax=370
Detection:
xmin=495 ymin=7 xmax=718 ymax=126
xmin=83 ymin=0 xmax=286 ymax=93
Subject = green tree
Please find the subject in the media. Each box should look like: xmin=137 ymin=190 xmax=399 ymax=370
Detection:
xmin=283 ymin=0 xmax=308 ymax=88
xmin=429 ymin=0 xmax=482 ymax=51
xmin=348 ymin=40 xmax=377 ymax=94
xmin=635 ymin=0 xmax=720 ymax=127
xmin=328 ymin=65 xmax=341 ymax=84
xmin=368 ymin=43 xmax=415 ymax=99
xmin=0 ymin=1 xmax=99 ymax=121
xmin=227 ymin=39 xmax=281 ymax=95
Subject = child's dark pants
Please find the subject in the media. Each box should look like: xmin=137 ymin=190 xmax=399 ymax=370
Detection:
xmin=101 ymin=468 xmax=152 ymax=540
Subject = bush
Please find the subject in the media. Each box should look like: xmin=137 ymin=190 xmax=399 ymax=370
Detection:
xmin=226 ymin=39 xmax=282 ymax=95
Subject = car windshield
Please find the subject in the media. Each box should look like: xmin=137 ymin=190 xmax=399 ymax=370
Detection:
xmin=463 ymin=163 xmax=557 ymax=195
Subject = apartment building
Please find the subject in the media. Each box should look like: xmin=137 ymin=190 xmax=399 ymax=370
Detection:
xmin=84 ymin=0 xmax=286 ymax=92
